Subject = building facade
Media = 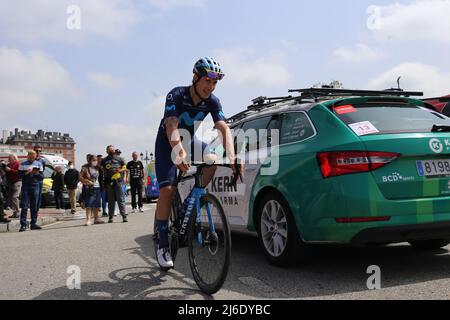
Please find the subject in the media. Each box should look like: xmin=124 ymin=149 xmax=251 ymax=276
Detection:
xmin=2 ymin=128 xmax=76 ymax=164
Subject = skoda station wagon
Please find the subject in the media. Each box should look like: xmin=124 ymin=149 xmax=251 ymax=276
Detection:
xmin=178 ymin=87 xmax=450 ymax=266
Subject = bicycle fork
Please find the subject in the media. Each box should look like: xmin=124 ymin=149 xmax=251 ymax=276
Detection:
xmin=180 ymin=188 xmax=216 ymax=247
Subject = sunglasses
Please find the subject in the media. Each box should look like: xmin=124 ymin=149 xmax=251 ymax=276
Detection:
xmin=205 ymin=69 xmax=225 ymax=81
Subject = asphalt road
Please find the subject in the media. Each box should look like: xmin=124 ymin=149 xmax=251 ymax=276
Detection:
xmin=1 ymin=203 xmax=450 ymax=300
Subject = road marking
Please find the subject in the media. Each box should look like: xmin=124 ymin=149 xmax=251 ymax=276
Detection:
xmin=42 ymin=222 xmax=64 ymax=228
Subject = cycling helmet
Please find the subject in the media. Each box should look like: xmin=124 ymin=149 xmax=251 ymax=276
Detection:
xmin=193 ymin=57 xmax=225 ymax=80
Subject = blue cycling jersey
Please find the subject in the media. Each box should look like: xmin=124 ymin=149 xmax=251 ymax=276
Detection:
xmin=155 ymin=86 xmax=226 ymax=189
xmin=158 ymin=86 xmax=226 ymax=138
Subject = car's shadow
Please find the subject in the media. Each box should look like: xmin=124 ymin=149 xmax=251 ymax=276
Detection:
xmin=226 ymin=233 xmax=450 ymax=298
xmin=33 ymin=232 xmax=450 ymax=299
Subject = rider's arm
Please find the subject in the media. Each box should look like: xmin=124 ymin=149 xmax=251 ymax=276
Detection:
xmin=165 ymin=117 xmax=183 ymax=149
xmin=215 ymin=121 xmax=235 ymax=163
xmin=165 ymin=117 xmax=189 ymax=172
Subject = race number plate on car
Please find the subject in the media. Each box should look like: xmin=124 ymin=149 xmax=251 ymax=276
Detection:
xmin=417 ymin=160 xmax=450 ymax=177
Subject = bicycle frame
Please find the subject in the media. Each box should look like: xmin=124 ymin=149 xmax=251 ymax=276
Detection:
xmin=179 ymin=187 xmax=216 ymax=246
xmin=175 ymin=162 xmax=240 ymax=247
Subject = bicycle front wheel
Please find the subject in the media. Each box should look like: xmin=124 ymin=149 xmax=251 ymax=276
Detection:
xmin=188 ymin=193 xmax=231 ymax=295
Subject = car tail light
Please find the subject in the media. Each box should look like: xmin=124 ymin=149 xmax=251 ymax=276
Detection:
xmin=317 ymin=151 xmax=400 ymax=178
xmin=335 ymin=216 xmax=391 ymax=223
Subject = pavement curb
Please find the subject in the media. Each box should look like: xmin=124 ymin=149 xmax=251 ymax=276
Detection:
xmin=0 ymin=216 xmax=57 ymax=233
xmin=55 ymin=213 xmax=86 ymax=222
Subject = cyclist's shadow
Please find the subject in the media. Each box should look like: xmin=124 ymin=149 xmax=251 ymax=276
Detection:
xmin=33 ymin=234 xmax=212 ymax=300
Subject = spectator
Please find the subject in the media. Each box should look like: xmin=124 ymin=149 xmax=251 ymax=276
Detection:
xmin=97 ymin=154 xmax=108 ymax=217
xmin=4 ymin=154 xmax=21 ymax=218
xmin=80 ymin=155 xmax=105 ymax=226
xmin=127 ymin=152 xmax=145 ymax=213
xmin=64 ymin=161 xmax=79 ymax=214
xmin=18 ymin=151 xmax=44 ymax=232
xmin=51 ymin=166 xmax=65 ymax=210
xmin=0 ymin=164 xmax=11 ymax=223
xmin=101 ymin=145 xmax=127 ymax=223
xmin=79 ymin=154 xmax=93 ymax=209
xmin=33 ymin=146 xmax=46 ymax=214
xmin=116 ymin=149 xmax=127 ymax=210
xmin=0 ymin=161 xmax=8 ymax=209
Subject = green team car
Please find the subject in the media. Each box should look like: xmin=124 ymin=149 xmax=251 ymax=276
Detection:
xmin=178 ymin=87 xmax=450 ymax=266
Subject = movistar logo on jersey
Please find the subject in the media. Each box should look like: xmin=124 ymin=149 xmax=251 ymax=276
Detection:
xmin=178 ymin=112 xmax=205 ymax=127
xmin=165 ymin=105 xmax=176 ymax=112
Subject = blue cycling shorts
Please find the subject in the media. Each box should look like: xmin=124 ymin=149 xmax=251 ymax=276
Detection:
xmin=155 ymin=130 xmax=214 ymax=189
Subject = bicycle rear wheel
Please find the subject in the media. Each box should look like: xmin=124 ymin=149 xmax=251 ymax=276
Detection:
xmin=153 ymin=191 xmax=181 ymax=271
xmin=188 ymin=193 xmax=231 ymax=295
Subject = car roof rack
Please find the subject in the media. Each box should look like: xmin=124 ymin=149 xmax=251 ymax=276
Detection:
xmin=250 ymin=95 xmax=293 ymax=106
xmin=226 ymin=87 xmax=426 ymax=125
xmin=226 ymin=95 xmax=303 ymax=124
xmin=288 ymin=87 xmax=424 ymax=101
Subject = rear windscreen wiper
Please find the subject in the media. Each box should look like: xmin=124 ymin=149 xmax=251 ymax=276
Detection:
xmin=431 ymin=125 xmax=450 ymax=132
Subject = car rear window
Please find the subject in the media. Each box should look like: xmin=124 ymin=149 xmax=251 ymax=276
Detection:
xmin=333 ymin=103 xmax=450 ymax=135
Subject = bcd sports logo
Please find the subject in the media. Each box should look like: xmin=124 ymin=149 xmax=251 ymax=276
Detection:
xmin=382 ymin=172 xmax=415 ymax=183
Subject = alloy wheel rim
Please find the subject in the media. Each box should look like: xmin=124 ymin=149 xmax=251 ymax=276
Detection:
xmin=260 ymin=200 xmax=288 ymax=257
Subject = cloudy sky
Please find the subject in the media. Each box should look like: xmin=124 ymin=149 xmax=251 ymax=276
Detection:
xmin=1 ymin=0 xmax=449 ymax=166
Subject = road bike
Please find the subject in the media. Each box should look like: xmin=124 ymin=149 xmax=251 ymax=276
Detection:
xmin=153 ymin=162 xmax=241 ymax=295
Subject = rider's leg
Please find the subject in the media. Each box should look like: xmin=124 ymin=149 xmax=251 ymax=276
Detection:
xmin=155 ymin=132 xmax=179 ymax=250
xmin=155 ymin=186 xmax=176 ymax=249
xmin=201 ymin=165 xmax=217 ymax=187
xmin=192 ymin=138 xmax=219 ymax=187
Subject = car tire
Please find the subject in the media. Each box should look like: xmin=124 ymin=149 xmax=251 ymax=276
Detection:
xmin=256 ymin=192 xmax=310 ymax=267
xmin=408 ymin=239 xmax=450 ymax=250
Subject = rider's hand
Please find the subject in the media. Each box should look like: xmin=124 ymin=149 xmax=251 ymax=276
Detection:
xmin=175 ymin=148 xmax=190 ymax=173
xmin=231 ymin=158 xmax=244 ymax=180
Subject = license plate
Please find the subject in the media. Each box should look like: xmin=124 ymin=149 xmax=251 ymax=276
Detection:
xmin=417 ymin=159 xmax=450 ymax=177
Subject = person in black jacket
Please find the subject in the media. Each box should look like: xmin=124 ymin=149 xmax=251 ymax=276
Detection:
xmin=0 ymin=166 xmax=11 ymax=223
xmin=51 ymin=166 xmax=65 ymax=210
xmin=127 ymin=152 xmax=145 ymax=213
xmin=64 ymin=162 xmax=79 ymax=214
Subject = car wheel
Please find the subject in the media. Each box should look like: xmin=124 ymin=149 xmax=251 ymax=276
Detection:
xmin=408 ymin=239 xmax=450 ymax=250
xmin=256 ymin=192 xmax=310 ymax=267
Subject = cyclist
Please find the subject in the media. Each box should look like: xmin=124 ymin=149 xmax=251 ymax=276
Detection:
xmin=154 ymin=57 xmax=240 ymax=269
